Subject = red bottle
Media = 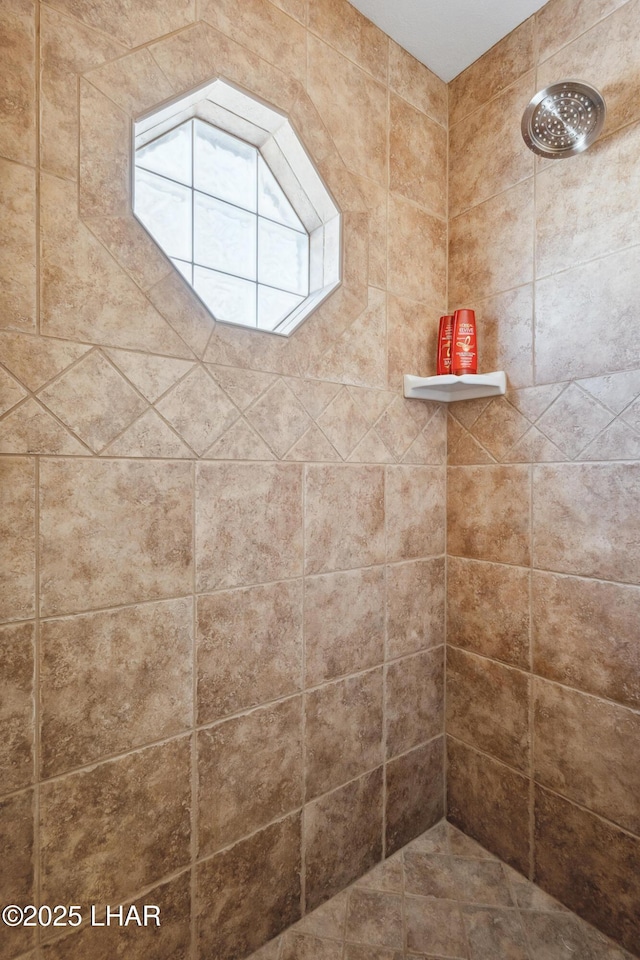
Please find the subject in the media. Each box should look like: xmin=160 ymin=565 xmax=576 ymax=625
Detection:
xmin=436 ymin=314 xmax=455 ymax=375
xmin=452 ymin=308 xmax=477 ymax=376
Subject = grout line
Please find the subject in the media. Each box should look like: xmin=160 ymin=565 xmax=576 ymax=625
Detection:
xmin=33 ymin=456 xmax=41 ymax=949
xmin=300 ymin=461 xmax=307 ymax=918
xmin=528 ymin=462 xmax=535 ymax=880
xmin=190 ymin=459 xmax=198 ymax=960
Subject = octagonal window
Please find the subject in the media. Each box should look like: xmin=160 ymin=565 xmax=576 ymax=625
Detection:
xmin=133 ymin=80 xmax=341 ymax=336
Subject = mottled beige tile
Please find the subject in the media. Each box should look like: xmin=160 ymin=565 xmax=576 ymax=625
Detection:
xmin=448 ymin=465 xmax=530 ymax=565
xmin=447 ymin=737 xmax=530 ymax=874
xmin=40 ymin=738 xmax=191 ymax=905
xmin=207 ymin=365 xmax=276 ymax=412
xmin=537 ymin=0 xmax=640 ymax=136
xmin=197 ymin=580 xmax=302 ymax=723
xmin=304 ymin=567 xmax=384 ymax=685
xmin=0 ymin=0 xmax=35 ymax=166
xmin=450 ymin=73 xmax=534 ymax=218
xmin=46 ymin=0 xmax=194 ymax=47
xmin=0 ymin=621 xmax=34 ymax=794
xmin=196 ymin=462 xmax=302 ymax=590
xmin=447 ymin=647 xmax=530 ymax=772
xmin=533 ymin=571 xmax=640 ymax=710
xmin=535 ymin=384 xmax=614 ymax=459
xmin=280 ymin=933 xmax=343 ymax=960
xmin=386 ymin=466 xmax=446 ymax=562
xmin=387 ymin=296 xmax=439 ymax=390
xmin=389 ymin=40 xmax=447 ymax=127
xmin=245 ymin=379 xmax=312 ymax=458
xmin=535 ymin=253 xmax=639 ymax=383
xmin=205 ymin=312 xmax=300 ymax=375
xmin=403 ymin=408 xmax=447 ymax=465
xmin=405 ymin=897 xmax=467 ymax=957
xmin=385 ymin=739 xmax=444 ymax=855
xmin=305 ymin=287 xmax=386 ymax=391
xmin=534 ymin=785 xmax=640 ymax=954
xmin=374 ymin=396 xmax=422 ymax=460
xmin=0 ymin=789 xmax=35 ymax=959
xmin=305 ymin=768 xmax=383 ymax=909
xmin=41 ymin=175 xmax=191 ymax=356
xmin=316 ymin=389 xmax=370 ymax=460
xmin=448 ymin=557 xmax=530 ymax=669
xmin=346 ymin=889 xmax=403 ymax=948
xmin=305 ymin=669 xmax=383 ymax=799
xmin=41 ymin=871 xmax=191 ymax=960
xmin=200 ymin=0 xmax=306 ymax=81
xmin=0 ymin=158 xmax=36 ymax=333
xmin=533 ymin=463 xmax=640 ymax=582
xmin=307 ymin=35 xmax=387 ymax=185
xmin=537 ymin=0 xmax=629 ymax=62
xmin=387 ymin=558 xmax=445 ymax=659
xmin=79 ymin=79 xmax=130 ymax=220
xmin=388 ymin=195 xmax=447 ymax=304
xmin=146 ymin=270 xmax=213 ymax=359
xmin=386 ymin=649 xmax=444 ymax=758
xmin=355 ymin=175 xmax=387 ymax=289
xmin=39 ymin=350 xmax=148 ymax=452
xmin=449 ymin=180 xmax=534 ymax=305
xmin=197 ymin=814 xmax=301 ymax=960
xmin=534 ymin=678 xmax=640 ymax=834
xmin=40 ymin=599 xmax=192 ymax=777
xmin=40 ymin=6 xmax=125 ymax=181
xmin=0 ymin=332 xmax=90 ymax=392
xmin=308 ymin=0 xmax=388 ymax=82
xmin=116 ymin=341 xmax=197 ymax=402
xmin=356 ymin=854 xmax=404 ymax=893
xmin=156 ymin=366 xmax=239 ymax=455
xmin=470 ymin=397 xmax=531 ymax=461
xmin=583 ymin=418 xmax=640 ymax=461
xmin=102 ymin=408 xmax=193 ymax=458
xmin=536 ymin=119 xmax=640 ymax=279
xmin=459 ymin=286 xmax=533 ymax=389
xmin=284 ymin=378 xmax=341 ymax=419
xmin=150 ymin=21 xmax=301 ymax=119
xmin=304 ymin=464 xmax=384 ymax=574
xmin=39 ymin=458 xmax=193 ymax=616
xmin=293 ymin=889 xmax=349 ymax=940
xmin=85 ymin=47 xmax=176 ymax=118
xmin=286 ymin=424 xmax=341 ymax=462
xmin=449 ymin=16 xmax=535 ymax=125
xmin=0 ymin=399 xmax=87 ymax=455
xmin=0 ymin=367 xmax=29 ymax=416
xmin=463 ymin=905 xmax=528 ymax=959
xmin=86 ymin=215 xmax=173 ymax=292
xmin=390 ymin=95 xmax=447 ymax=217
xmin=198 ymin=698 xmax=302 ymax=855
xmin=0 ymin=457 xmax=35 ymax=621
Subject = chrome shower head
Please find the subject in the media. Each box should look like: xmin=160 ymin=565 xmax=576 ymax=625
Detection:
xmin=521 ymin=80 xmax=606 ymax=159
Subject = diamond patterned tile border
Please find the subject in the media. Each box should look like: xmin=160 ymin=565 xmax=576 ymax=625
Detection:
xmin=245 ymin=822 xmax=635 ymax=960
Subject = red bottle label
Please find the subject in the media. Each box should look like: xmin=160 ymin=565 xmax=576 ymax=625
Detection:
xmin=437 ymin=315 xmax=455 ymax=375
xmin=452 ymin=309 xmax=477 ymax=376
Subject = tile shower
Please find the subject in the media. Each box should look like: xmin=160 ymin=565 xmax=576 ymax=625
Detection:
xmin=0 ymin=1 xmax=638 ymax=960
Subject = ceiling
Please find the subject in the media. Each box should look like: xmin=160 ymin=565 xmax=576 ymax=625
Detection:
xmin=348 ymin=0 xmax=548 ymax=82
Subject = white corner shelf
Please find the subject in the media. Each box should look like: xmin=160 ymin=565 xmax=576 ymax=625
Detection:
xmin=404 ymin=371 xmax=506 ymax=403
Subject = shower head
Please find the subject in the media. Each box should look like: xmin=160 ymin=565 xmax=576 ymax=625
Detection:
xmin=521 ymin=80 xmax=606 ymax=159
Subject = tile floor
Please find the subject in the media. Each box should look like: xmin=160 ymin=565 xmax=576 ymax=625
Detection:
xmin=247 ymin=820 xmax=636 ymax=960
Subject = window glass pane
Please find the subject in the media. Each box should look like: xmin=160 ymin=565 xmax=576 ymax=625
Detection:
xmin=258 ymin=286 xmax=304 ymax=332
xmin=194 ymin=193 xmax=257 ymax=280
xmin=171 ymin=258 xmax=192 ymax=284
xmin=258 ymin=219 xmax=309 ymax=296
xmin=258 ymin=157 xmax=304 ymax=231
xmin=136 ymin=122 xmax=192 ymax=187
xmin=194 ymin=267 xmax=256 ymax=328
xmin=194 ymin=120 xmax=257 ymax=211
xmin=134 ymin=168 xmax=192 ymax=261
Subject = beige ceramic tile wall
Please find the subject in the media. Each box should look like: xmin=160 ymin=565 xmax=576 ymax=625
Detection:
xmin=0 ymin=1 xmax=448 ymax=958
xmin=446 ymin=0 xmax=640 ymax=953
